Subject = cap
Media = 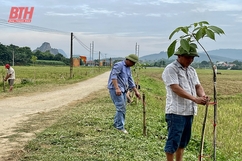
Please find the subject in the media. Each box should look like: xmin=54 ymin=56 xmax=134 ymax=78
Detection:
xmin=125 ymin=54 xmax=139 ymax=63
xmin=5 ymin=64 xmax=10 ymax=68
xmin=174 ymin=47 xmax=199 ymax=57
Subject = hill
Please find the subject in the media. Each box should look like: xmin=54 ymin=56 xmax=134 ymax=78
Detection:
xmin=33 ymin=42 xmax=68 ymax=57
xmin=200 ymin=49 xmax=242 ymax=60
xmin=139 ymin=49 xmax=242 ymax=62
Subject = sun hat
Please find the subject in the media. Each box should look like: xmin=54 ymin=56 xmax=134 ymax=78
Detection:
xmin=125 ymin=54 xmax=139 ymax=63
xmin=174 ymin=47 xmax=199 ymax=57
xmin=5 ymin=64 xmax=10 ymax=68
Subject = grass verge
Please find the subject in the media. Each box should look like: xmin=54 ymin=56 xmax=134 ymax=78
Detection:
xmin=4 ymin=68 xmax=242 ymax=161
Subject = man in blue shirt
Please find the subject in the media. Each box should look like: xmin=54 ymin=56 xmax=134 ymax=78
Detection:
xmin=108 ymin=54 xmax=141 ymax=134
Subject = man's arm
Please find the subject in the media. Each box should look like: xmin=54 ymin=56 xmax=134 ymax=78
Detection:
xmin=4 ymin=73 xmax=11 ymax=81
xmin=195 ymin=84 xmax=206 ymax=97
xmin=112 ymin=79 xmax=121 ymax=96
xmin=132 ymin=87 xmax=141 ymax=99
xmin=170 ymin=84 xmax=207 ymax=105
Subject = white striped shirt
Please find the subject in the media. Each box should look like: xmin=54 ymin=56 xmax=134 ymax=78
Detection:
xmin=162 ymin=60 xmax=200 ymax=115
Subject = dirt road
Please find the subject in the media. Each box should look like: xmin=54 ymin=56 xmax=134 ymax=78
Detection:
xmin=0 ymin=71 xmax=110 ymax=160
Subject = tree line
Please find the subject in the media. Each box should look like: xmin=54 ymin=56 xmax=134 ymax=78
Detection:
xmin=2 ymin=43 xmax=242 ymax=70
xmin=145 ymin=59 xmax=242 ymax=70
xmin=0 ymin=43 xmax=70 ymax=66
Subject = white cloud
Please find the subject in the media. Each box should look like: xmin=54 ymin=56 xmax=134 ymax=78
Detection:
xmin=146 ymin=13 xmax=161 ymax=17
xmin=192 ymin=1 xmax=242 ymax=12
xmin=0 ymin=0 xmax=242 ymax=58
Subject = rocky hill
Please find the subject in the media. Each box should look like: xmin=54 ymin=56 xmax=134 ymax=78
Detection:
xmin=33 ymin=42 xmax=67 ymax=57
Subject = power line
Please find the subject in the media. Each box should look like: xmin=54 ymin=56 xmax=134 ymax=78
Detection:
xmin=73 ymin=35 xmax=90 ymax=52
xmin=0 ymin=18 xmax=112 ymax=59
xmin=73 ymin=35 xmax=104 ymax=59
xmin=0 ymin=18 xmax=69 ymax=36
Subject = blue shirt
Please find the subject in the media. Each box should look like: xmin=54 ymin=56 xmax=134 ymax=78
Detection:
xmin=107 ymin=60 xmax=136 ymax=92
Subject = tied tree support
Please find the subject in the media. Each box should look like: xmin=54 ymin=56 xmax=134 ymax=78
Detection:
xmin=199 ymin=101 xmax=209 ymax=161
xmin=142 ymin=93 xmax=147 ymax=136
xmin=167 ymin=21 xmax=225 ymax=161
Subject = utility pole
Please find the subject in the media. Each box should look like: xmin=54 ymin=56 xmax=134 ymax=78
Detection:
xmin=92 ymin=41 xmax=94 ymax=66
xmin=70 ymin=32 xmax=73 ymax=78
xmin=105 ymin=53 xmax=107 ymax=66
xmin=90 ymin=43 xmax=92 ymax=66
xmin=12 ymin=50 xmax=14 ymax=66
xmin=99 ymin=51 xmax=100 ymax=72
xmin=135 ymin=42 xmax=139 ymax=57
xmin=110 ymin=57 xmax=112 ymax=68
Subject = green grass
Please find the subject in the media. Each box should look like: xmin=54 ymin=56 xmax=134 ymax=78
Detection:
xmin=4 ymin=67 xmax=242 ymax=160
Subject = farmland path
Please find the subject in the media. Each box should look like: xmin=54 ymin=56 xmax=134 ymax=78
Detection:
xmin=0 ymin=71 xmax=110 ymax=160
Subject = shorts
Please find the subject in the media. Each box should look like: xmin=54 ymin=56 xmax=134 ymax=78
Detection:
xmin=164 ymin=114 xmax=193 ymax=154
xmin=8 ymin=79 xmax=14 ymax=86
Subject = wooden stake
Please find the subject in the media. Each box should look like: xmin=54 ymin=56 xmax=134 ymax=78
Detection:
xmin=199 ymin=102 xmax=209 ymax=161
xmin=142 ymin=93 xmax=146 ymax=136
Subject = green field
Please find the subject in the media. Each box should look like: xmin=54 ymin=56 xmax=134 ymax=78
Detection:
xmin=0 ymin=66 xmax=110 ymax=98
xmin=2 ymin=66 xmax=242 ymax=161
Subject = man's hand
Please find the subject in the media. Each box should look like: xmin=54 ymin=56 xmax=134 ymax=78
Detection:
xmin=195 ymin=95 xmax=209 ymax=105
xmin=135 ymin=91 xmax=141 ymax=99
xmin=115 ymin=88 xmax=121 ymax=96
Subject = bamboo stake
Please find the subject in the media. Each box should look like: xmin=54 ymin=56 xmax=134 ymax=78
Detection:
xmin=199 ymin=102 xmax=209 ymax=161
xmin=212 ymin=66 xmax=217 ymax=161
xmin=196 ymin=41 xmax=218 ymax=161
xmin=142 ymin=93 xmax=146 ymax=136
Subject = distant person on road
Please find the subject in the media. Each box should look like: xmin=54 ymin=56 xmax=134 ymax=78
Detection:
xmin=162 ymin=48 xmax=209 ymax=161
xmin=108 ymin=54 xmax=141 ymax=134
xmin=4 ymin=64 xmax=15 ymax=92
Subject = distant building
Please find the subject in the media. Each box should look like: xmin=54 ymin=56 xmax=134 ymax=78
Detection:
xmin=73 ymin=57 xmax=80 ymax=67
xmin=216 ymin=61 xmax=236 ymax=68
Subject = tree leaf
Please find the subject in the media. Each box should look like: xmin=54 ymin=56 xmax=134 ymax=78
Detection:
xmin=198 ymin=21 xmax=209 ymax=26
xmin=193 ymin=23 xmax=198 ymax=27
xmin=168 ymin=27 xmax=183 ymax=40
xmin=180 ymin=39 xmax=190 ymax=52
xmin=167 ymin=40 xmax=177 ymax=58
xmin=190 ymin=43 xmax=198 ymax=49
xmin=205 ymin=29 xmax=215 ymax=40
xmin=195 ymin=28 xmax=205 ymax=41
xmin=208 ymin=26 xmax=225 ymax=35
xmin=181 ymin=26 xmax=189 ymax=34
xmin=193 ymin=27 xmax=200 ymax=33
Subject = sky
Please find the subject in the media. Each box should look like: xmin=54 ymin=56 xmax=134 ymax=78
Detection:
xmin=0 ymin=0 xmax=242 ymax=60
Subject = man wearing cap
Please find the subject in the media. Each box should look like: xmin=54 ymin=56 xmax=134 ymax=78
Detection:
xmin=162 ymin=48 xmax=208 ymax=161
xmin=4 ymin=64 xmax=15 ymax=92
xmin=108 ymin=54 xmax=141 ymax=134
